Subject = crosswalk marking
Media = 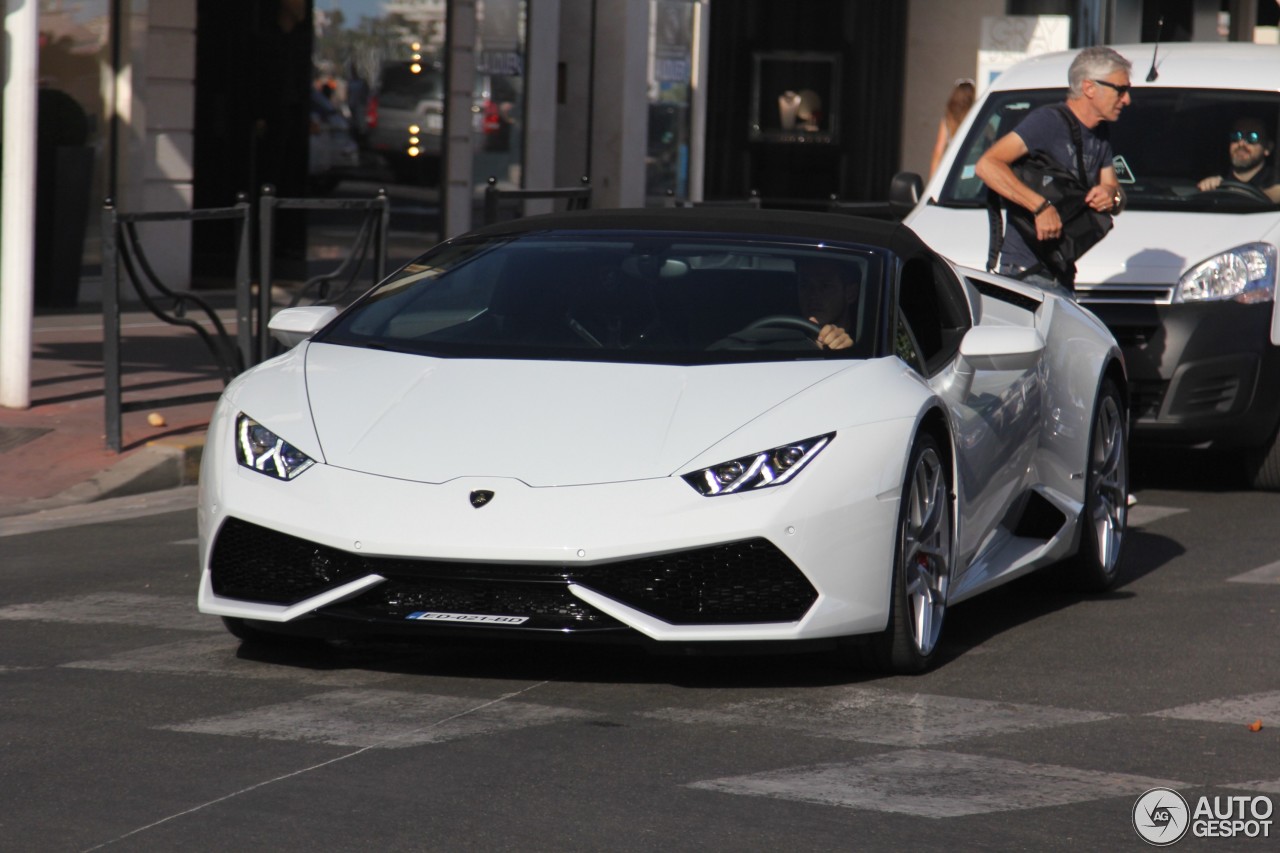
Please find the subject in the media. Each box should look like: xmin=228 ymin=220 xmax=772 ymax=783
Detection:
xmin=0 ymin=592 xmax=221 ymax=633
xmin=160 ymin=688 xmax=590 ymax=748
xmin=689 ymin=749 xmax=1183 ymax=817
xmin=1228 ymin=560 xmax=1280 ymax=584
xmin=1150 ymin=690 xmax=1280 ymax=726
xmin=62 ymin=637 xmax=399 ymax=686
xmin=647 ymin=686 xmax=1112 ymax=747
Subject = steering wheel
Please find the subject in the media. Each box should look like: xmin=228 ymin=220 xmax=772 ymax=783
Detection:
xmin=739 ymin=315 xmax=823 ymax=336
xmin=1207 ymin=179 xmax=1271 ymax=203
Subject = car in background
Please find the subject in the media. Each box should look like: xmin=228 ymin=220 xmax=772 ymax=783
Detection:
xmin=900 ymin=43 xmax=1280 ymax=489
xmin=196 ymin=208 xmax=1128 ymax=673
xmin=364 ymin=59 xmax=444 ymax=183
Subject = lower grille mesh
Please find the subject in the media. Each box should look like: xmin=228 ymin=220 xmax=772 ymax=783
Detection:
xmin=209 ymin=517 xmax=818 ymax=629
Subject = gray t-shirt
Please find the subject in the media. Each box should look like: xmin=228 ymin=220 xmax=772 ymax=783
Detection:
xmin=1000 ymin=105 xmax=1114 ymax=272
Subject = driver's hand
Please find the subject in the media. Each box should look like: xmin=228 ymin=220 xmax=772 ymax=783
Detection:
xmin=1197 ymin=176 xmax=1222 ymax=192
xmin=812 ymin=318 xmax=852 ymax=350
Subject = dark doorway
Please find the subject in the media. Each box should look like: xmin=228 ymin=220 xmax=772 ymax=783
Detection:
xmin=193 ymin=0 xmax=313 ymax=285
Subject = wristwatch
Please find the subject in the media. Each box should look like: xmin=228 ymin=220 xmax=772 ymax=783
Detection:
xmin=1033 ymin=198 xmax=1053 ymax=215
xmin=1110 ymin=188 xmax=1123 ymax=213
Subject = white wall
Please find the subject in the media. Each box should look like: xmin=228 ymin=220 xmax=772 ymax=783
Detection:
xmin=124 ymin=1 xmax=197 ymax=288
xmin=586 ymin=0 xmax=649 ymax=208
xmin=900 ymin=0 xmax=1004 ymax=181
xmin=555 ymin=0 xmax=594 ymax=187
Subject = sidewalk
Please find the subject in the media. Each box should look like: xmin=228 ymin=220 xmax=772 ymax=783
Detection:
xmin=0 ymin=301 xmax=227 ymax=521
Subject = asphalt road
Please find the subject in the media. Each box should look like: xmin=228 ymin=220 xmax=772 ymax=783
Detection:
xmin=1 ymin=454 xmax=1277 ymax=852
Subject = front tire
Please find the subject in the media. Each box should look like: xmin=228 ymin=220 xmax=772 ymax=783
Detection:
xmin=1067 ymin=378 xmax=1128 ymax=591
xmin=854 ymin=432 xmax=953 ymax=674
xmin=1244 ymin=423 xmax=1280 ymax=491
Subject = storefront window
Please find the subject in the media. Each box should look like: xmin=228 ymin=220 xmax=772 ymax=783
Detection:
xmin=647 ymin=0 xmax=695 ymax=202
xmin=313 ymin=0 xmax=526 ymax=194
xmin=473 ymin=0 xmax=527 ymax=191
xmin=35 ymin=1 xmax=111 ymax=308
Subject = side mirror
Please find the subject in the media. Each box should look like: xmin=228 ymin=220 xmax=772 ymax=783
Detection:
xmin=959 ymin=325 xmax=1045 ymax=371
xmin=888 ymin=171 xmax=924 ymax=219
xmin=948 ymin=326 xmax=1045 ymax=398
xmin=268 ymin=306 xmax=339 ymax=349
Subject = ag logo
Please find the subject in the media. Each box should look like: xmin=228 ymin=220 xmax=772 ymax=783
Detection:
xmin=1133 ymin=787 xmax=1190 ymax=846
xmin=469 ymin=489 xmax=495 ymax=509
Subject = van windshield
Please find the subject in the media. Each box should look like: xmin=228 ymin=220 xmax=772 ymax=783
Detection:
xmin=939 ymin=87 xmax=1280 ymax=212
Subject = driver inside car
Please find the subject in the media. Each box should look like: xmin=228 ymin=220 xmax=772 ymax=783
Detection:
xmin=1196 ymin=117 xmax=1280 ymax=203
xmin=796 ymin=257 xmax=857 ymax=350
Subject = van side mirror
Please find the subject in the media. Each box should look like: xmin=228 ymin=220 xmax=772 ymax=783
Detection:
xmin=888 ymin=171 xmax=924 ymax=219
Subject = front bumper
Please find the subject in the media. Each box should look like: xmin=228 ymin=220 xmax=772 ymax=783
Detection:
xmin=1082 ymin=297 xmax=1280 ymax=450
xmin=197 ymin=428 xmax=907 ymax=646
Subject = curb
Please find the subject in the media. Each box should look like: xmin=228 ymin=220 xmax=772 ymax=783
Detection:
xmin=0 ymin=436 xmax=204 ymax=519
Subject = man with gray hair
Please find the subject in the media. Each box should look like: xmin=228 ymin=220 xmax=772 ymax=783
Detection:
xmin=976 ymin=45 xmax=1132 ymax=293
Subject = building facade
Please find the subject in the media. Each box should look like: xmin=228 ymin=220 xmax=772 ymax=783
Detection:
xmin=0 ymin=0 xmax=1273 ymax=406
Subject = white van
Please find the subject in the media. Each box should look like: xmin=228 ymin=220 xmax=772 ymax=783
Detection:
xmin=901 ymin=43 xmax=1280 ymax=489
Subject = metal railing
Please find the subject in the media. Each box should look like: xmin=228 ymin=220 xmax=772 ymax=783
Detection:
xmin=101 ymin=187 xmax=390 ymax=452
xmin=258 ymin=184 xmax=390 ymax=360
xmin=101 ymin=196 xmax=252 ymax=452
xmin=482 ymin=175 xmax=592 ymax=225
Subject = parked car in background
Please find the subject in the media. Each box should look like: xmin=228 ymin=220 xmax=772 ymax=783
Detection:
xmin=901 ymin=43 xmax=1280 ymax=490
xmin=365 ymin=59 xmax=444 ymax=184
xmin=197 ymin=208 xmax=1128 ymax=673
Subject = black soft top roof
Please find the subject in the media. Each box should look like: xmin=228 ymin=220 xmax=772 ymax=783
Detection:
xmin=464 ymin=207 xmax=933 ymax=259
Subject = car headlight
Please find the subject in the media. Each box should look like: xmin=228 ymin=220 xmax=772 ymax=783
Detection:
xmin=235 ymin=414 xmax=316 ymax=480
xmin=1174 ymin=242 xmax=1276 ymax=304
xmin=682 ymin=434 xmax=833 ymax=496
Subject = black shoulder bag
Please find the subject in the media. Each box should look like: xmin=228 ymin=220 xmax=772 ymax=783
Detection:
xmin=987 ymin=105 xmax=1114 ymax=285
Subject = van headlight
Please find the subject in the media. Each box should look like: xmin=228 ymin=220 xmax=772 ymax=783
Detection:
xmin=1174 ymin=243 xmax=1276 ymax=304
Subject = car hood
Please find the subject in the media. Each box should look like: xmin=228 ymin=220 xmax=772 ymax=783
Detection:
xmin=301 ymin=343 xmax=861 ymax=486
xmin=907 ymin=204 xmax=1280 ymax=286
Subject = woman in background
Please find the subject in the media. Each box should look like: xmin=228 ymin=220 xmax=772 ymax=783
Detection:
xmin=929 ymin=78 xmax=976 ymax=178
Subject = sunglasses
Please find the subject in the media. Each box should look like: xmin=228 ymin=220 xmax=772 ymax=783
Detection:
xmin=1230 ymin=130 xmax=1264 ymax=144
xmin=1092 ymin=79 xmax=1131 ymax=96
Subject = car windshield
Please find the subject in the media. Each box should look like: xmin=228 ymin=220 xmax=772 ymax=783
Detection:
xmin=939 ymin=87 xmax=1280 ymax=212
xmin=316 ymin=232 xmax=883 ymax=365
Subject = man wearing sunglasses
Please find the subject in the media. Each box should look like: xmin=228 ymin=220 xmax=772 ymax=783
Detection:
xmin=1196 ymin=118 xmax=1280 ymax=203
xmin=976 ymin=45 xmax=1131 ymax=294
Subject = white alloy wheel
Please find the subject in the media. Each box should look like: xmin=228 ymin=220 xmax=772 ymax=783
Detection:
xmin=852 ymin=432 xmax=952 ymax=673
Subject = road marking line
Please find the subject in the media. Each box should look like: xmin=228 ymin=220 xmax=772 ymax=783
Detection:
xmin=0 ymin=592 xmax=221 ymax=632
xmin=61 ymin=637 xmax=397 ymax=686
xmin=1226 ymin=779 xmax=1280 ymax=794
xmin=648 ymin=686 xmax=1112 ymax=746
xmin=689 ymin=749 xmax=1183 ymax=817
xmin=1150 ymin=690 xmax=1280 ymax=725
xmin=1228 ymin=560 xmax=1280 ymax=585
xmin=160 ymin=687 xmax=590 ymax=748
xmin=84 ymin=682 xmax=550 ymax=851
